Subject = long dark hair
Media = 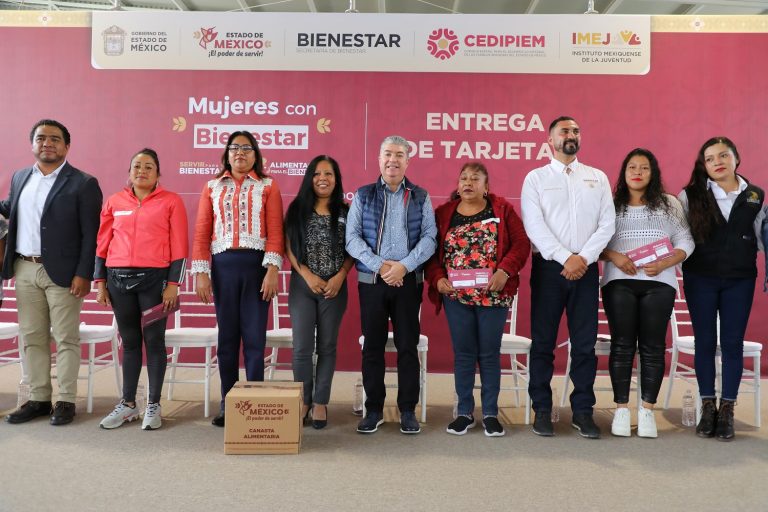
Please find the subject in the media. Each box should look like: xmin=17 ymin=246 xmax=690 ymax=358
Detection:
xmin=216 ymin=130 xmax=265 ymax=179
xmin=284 ymin=155 xmax=347 ymax=266
xmin=613 ymin=148 xmax=670 ymax=214
xmin=684 ymin=136 xmax=741 ymax=243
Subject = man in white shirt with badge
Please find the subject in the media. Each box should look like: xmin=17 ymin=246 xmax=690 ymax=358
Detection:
xmin=521 ymin=116 xmax=615 ymax=439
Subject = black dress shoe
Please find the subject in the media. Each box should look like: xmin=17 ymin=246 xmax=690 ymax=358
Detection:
xmin=50 ymin=401 xmax=76 ymax=426
xmin=5 ymin=400 xmax=53 ymax=424
xmin=696 ymin=398 xmax=717 ymax=438
xmin=571 ymin=413 xmax=601 ymax=439
xmin=211 ymin=411 xmax=225 ymax=427
xmin=312 ymin=406 xmax=328 ymax=430
xmin=532 ymin=412 xmax=554 ymax=437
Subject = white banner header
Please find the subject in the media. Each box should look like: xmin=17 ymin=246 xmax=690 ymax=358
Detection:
xmin=92 ymin=12 xmax=650 ymax=75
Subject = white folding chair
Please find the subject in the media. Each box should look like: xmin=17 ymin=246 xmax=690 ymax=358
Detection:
xmin=559 ymin=286 xmax=641 ymax=408
xmin=2 ymin=279 xmax=121 ymax=413
xmin=496 ymin=294 xmax=532 ymax=425
xmin=664 ymin=276 xmax=762 ymax=427
xmin=164 ymin=271 xmax=218 ymax=417
xmin=0 ymin=280 xmax=30 ymax=404
xmin=358 ymin=308 xmax=429 ymax=423
xmin=74 ymin=286 xmax=122 ymax=413
xmin=0 ymin=280 xmax=23 ymax=379
xmin=264 ymin=270 xmax=293 ymax=380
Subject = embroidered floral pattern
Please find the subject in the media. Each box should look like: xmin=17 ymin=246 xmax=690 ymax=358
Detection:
xmin=444 ymin=212 xmax=511 ymax=308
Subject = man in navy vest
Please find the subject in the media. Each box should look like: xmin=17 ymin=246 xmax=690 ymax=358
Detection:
xmin=346 ymin=135 xmax=437 ymax=434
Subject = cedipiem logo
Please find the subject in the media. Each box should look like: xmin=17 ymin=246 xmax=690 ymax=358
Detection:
xmin=427 ymin=28 xmax=459 ymax=60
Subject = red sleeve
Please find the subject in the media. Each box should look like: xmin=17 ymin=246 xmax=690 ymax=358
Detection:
xmin=95 ymin=195 xmax=115 ymax=261
xmin=168 ymin=192 xmax=189 ymax=262
xmin=263 ymin=178 xmax=285 ymax=259
xmin=192 ymin=183 xmax=214 ymax=264
xmin=497 ymin=200 xmax=531 ymax=279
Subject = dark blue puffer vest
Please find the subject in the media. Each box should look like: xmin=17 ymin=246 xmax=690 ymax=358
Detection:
xmin=355 ymin=177 xmax=428 ymax=275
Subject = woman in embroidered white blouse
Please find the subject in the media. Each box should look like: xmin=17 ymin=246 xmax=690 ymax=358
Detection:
xmin=191 ymin=130 xmax=284 ymax=427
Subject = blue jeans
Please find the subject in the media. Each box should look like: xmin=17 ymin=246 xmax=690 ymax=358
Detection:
xmin=443 ymin=297 xmax=508 ymax=417
xmin=683 ymin=271 xmax=756 ymax=401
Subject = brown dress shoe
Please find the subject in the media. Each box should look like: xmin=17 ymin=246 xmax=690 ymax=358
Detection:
xmin=5 ymin=400 xmax=53 ymax=424
xmin=50 ymin=401 xmax=76 ymax=426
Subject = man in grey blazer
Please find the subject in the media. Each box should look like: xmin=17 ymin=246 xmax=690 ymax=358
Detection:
xmin=2 ymin=119 xmax=102 ymax=426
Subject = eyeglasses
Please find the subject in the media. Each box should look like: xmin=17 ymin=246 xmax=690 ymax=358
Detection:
xmin=227 ymin=144 xmax=255 ymax=153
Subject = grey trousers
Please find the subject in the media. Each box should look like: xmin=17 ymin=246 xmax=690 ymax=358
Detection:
xmin=289 ymin=271 xmax=348 ymax=405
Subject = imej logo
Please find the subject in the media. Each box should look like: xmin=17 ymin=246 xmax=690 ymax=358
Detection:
xmin=427 ymin=28 xmax=459 ymax=60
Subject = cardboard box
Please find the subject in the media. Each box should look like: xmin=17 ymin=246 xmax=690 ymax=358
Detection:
xmin=224 ymin=381 xmax=303 ymax=455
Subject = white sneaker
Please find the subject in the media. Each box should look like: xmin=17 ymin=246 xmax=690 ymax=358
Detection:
xmin=611 ymin=407 xmax=631 ymax=437
xmin=142 ymin=402 xmax=162 ymax=430
xmin=100 ymin=400 xmax=140 ymax=429
xmin=637 ymin=406 xmax=658 ymax=438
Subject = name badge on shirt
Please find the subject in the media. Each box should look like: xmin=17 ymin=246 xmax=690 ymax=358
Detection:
xmin=114 ymin=210 xmax=133 ymax=216
xmin=582 ymin=179 xmax=598 ymax=189
xmin=481 ymin=217 xmax=500 ymax=225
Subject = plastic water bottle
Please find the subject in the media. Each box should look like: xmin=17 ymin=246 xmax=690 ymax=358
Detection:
xmin=16 ymin=382 xmax=30 ymax=408
xmin=452 ymin=393 xmax=459 ymax=419
xmin=352 ymin=377 xmax=363 ymax=416
xmin=551 ymin=389 xmax=560 ymax=423
xmin=136 ymin=381 xmax=147 ymax=411
xmin=682 ymin=389 xmax=696 ymax=427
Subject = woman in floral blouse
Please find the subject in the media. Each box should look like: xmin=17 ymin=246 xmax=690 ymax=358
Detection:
xmin=426 ymin=162 xmax=530 ymax=437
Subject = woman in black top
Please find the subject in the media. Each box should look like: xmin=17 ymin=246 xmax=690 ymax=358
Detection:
xmin=679 ymin=136 xmax=765 ymax=441
xmin=285 ymin=155 xmax=353 ymax=429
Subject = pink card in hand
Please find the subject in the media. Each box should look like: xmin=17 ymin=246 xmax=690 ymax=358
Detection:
xmin=448 ymin=268 xmax=493 ymax=289
xmin=625 ymin=237 xmax=674 ymax=265
xmin=141 ymin=302 xmax=179 ymax=328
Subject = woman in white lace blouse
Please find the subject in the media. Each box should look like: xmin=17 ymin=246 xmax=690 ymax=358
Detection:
xmin=600 ymin=148 xmax=694 ymax=439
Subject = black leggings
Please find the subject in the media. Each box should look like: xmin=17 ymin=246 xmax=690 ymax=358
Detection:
xmin=602 ymin=279 xmax=675 ymax=404
xmin=107 ymin=267 xmax=169 ymax=404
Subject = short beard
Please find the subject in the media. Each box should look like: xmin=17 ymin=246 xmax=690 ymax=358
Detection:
xmin=562 ymin=140 xmax=579 ymax=155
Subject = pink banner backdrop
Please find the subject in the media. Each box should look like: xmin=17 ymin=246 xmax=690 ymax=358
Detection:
xmin=1 ymin=26 xmax=766 ymax=373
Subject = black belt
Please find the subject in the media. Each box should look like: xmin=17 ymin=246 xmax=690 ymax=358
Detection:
xmin=18 ymin=254 xmax=43 ymax=263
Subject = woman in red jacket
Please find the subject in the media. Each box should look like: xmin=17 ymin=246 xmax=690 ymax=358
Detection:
xmin=426 ymin=162 xmax=530 ymax=437
xmin=95 ymin=148 xmax=189 ymax=430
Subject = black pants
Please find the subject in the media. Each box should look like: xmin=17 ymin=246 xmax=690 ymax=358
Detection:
xmin=358 ymin=273 xmax=422 ymax=413
xmin=529 ymin=255 xmax=599 ymax=414
xmin=602 ymin=279 xmax=676 ymax=404
xmin=107 ymin=267 xmax=169 ymax=404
